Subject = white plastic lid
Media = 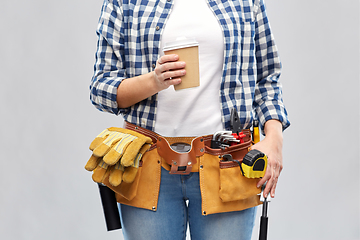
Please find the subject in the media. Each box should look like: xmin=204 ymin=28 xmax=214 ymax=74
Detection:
xmin=163 ymin=37 xmax=199 ymax=52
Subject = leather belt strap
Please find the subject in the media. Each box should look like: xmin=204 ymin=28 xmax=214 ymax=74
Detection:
xmin=123 ymin=121 xmax=252 ymax=174
xmin=124 ymin=121 xmax=158 ymax=144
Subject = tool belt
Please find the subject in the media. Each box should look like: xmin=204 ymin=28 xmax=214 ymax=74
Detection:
xmin=109 ymin=121 xmax=262 ymax=214
xmin=124 ymin=121 xmax=252 ymax=175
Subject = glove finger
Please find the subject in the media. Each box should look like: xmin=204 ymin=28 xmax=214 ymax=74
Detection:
xmin=122 ymin=144 xmax=151 ymax=183
xmin=121 ymin=138 xmax=152 ymax=167
xmin=109 ymin=163 xmax=124 ymax=187
xmin=137 ymin=143 xmax=152 ymax=161
xmin=103 ymin=134 xmax=137 ymax=165
xmin=85 ymin=155 xmax=101 ymax=171
xmin=123 ymin=167 xmax=138 ymax=183
xmin=93 ymin=132 xmax=124 ymax=157
xmin=89 ymin=129 xmax=111 ymax=150
xmin=92 ymin=161 xmax=109 ymax=183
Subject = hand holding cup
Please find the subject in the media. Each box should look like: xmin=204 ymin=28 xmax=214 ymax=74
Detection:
xmin=162 ymin=37 xmax=200 ymax=91
xmin=154 ymin=54 xmax=186 ymax=91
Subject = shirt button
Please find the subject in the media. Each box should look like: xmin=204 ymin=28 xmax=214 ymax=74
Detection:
xmin=156 ymin=26 xmax=160 ymax=31
xmin=152 ymin=64 xmax=156 ymax=69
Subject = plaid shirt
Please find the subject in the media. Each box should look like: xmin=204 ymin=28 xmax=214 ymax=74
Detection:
xmin=90 ymin=0 xmax=290 ymax=133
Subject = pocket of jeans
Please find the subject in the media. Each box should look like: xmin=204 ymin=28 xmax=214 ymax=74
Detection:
xmin=218 ymin=153 xmax=261 ymax=202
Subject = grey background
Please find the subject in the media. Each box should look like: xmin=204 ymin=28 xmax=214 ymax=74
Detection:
xmin=0 ymin=0 xmax=359 ymax=239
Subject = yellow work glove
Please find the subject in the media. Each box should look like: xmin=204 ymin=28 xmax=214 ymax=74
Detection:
xmin=90 ymin=127 xmax=152 ymax=166
xmin=91 ymin=159 xmax=109 ymax=183
xmin=85 ymin=127 xmax=152 ymax=186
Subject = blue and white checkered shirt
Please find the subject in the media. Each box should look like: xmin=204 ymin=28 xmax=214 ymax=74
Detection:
xmin=90 ymin=0 xmax=290 ymax=133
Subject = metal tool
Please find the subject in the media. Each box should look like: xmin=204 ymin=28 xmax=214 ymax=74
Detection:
xmin=230 ymin=108 xmax=242 ymax=134
xmin=259 ymin=185 xmax=269 ymax=240
xmin=230 ymin=108 xmax=246 ymax=144
xmin=211 ymin=130 xmax=238 ymax=149
xmin=210 ymin=108 xmax=249 ymax=148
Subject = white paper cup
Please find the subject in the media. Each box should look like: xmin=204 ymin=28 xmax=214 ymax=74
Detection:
xmin=163 ymin=38 xmax=199 ymax=91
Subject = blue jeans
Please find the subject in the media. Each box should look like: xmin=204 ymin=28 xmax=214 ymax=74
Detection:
xmin=119 ymin=167 xmax=257 ymax=240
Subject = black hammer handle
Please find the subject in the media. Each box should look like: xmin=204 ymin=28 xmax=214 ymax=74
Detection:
xmin=98 ymin=183 xmax=122 ymax=231
xmin=259 ymin=215 xmax=268 ymax=240
xmin=259 ymin=198 xmax=268 ymax=240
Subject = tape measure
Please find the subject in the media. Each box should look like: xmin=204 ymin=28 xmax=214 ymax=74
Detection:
xmin=241 ymin=149 xmax=267 ymax=178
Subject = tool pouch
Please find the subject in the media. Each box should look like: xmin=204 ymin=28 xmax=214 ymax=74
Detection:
xmin=206 ymin=132 xmax=261 ymax=202
xmin=219 ymin=158 xmax=260 ymax=202
xmin=157 ymin=136 xmax=205 ymax=174
xmin=102 ymin=161 xmax=143 ymax=201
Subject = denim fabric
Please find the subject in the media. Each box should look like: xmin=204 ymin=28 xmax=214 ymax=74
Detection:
xmin=119 ymin=167 xmax=257 ymax=240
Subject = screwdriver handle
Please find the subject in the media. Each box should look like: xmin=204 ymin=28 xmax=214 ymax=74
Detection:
xmin=253 ymin=120 xmax=260 ymax=144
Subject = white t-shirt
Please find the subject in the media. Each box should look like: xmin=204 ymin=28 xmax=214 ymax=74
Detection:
xmin=155 ymin=0 xmax=224 ymax=137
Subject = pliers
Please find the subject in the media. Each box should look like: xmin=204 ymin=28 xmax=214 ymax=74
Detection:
xmin=230 ymin=108 xmax=246 ymax=144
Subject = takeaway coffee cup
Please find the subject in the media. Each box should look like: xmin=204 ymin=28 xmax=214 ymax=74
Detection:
xmin=163 ymin=38 xmax=199 ymax=91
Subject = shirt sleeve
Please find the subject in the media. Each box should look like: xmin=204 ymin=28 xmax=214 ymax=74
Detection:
xmin=89 ymin=0 xmax=127 ymax=115
xmin=253 ymin=0 xmax=290 ymax=133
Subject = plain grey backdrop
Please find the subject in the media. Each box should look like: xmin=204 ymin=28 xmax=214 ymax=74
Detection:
xmin=0 ymin=0 xmax=359 ymax=239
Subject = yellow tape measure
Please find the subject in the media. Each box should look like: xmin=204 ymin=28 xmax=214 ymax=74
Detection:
xmin=241 ymin=149 xmax=267 ymax=178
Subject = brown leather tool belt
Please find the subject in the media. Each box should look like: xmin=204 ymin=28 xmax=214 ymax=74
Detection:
xmin=124 ymin=121 xmax=252 ymax=175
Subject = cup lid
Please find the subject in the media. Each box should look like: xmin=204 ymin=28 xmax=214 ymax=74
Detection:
xmin=163 ymin=37 xmax=199 ymax=52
